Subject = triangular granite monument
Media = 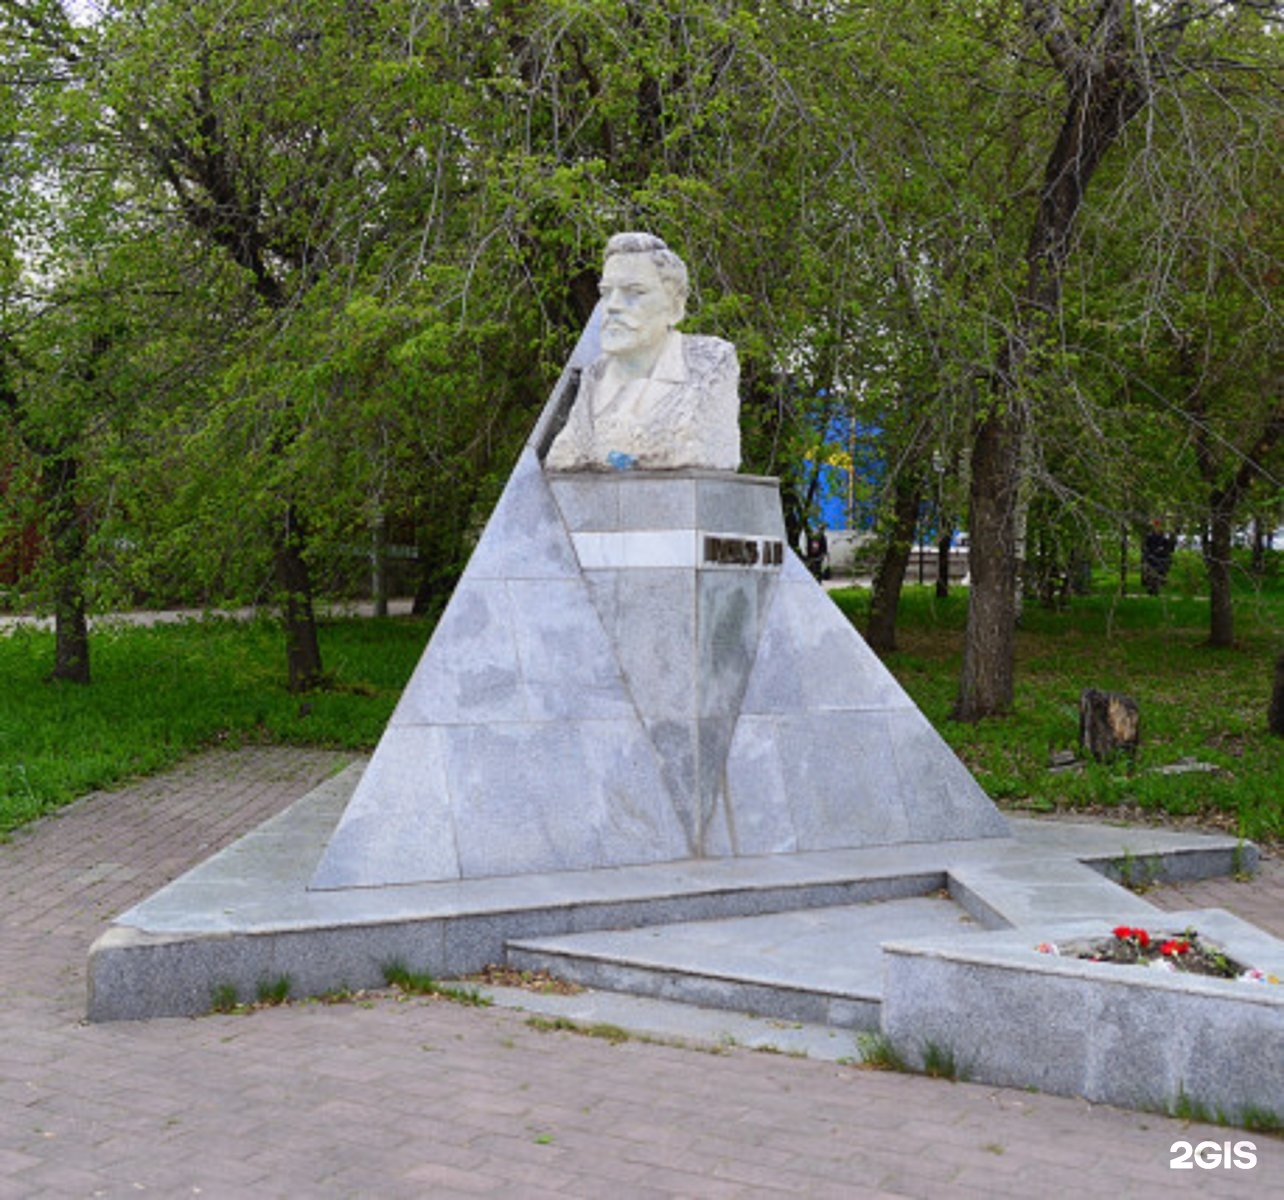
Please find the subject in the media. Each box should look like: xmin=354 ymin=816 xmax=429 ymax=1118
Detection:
xmin=312 ymin=234 xmax=1007 ymax=890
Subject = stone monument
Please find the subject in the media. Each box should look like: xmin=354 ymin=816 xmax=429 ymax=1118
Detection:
xmin=310 ymin=233 xmax=1007 ymax=890
xmin=90 ymin=238 xmax=1280 ymax=1132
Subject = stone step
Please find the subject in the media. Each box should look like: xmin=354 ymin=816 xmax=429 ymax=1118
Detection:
xmin=507 ymin=894 xmax=984 ymax=1030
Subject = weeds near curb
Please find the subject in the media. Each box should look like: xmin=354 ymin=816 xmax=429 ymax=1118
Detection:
xmin=381 ymin=960 xmax=492 ymax=1007
xmin=921 ymin=1041 xmax=969 ymax=1082
xmin=525 ymin=1015 xmax=631 ymax=1044
xmin=255 ymin=975 xmax=292 ymax=1006
xmin=209 ymin=983 xmax=240 ymax=1014
xmin=1168 ymin=1089 xmax=1283 ymax=1136
xmin=854 ymin=1033 xmax=970 ymax=1081
xmin=854 ymin=1032 xmax=908 ymax=1073
xmin=1111 ymin=847 xmax=1162 ymax=893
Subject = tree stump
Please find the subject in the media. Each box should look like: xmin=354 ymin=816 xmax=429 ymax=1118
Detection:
xmin=1269 ymin=653 xmax=1284 ymax=737
xmin=1079 ymin=689 xmax=1140 ymax=762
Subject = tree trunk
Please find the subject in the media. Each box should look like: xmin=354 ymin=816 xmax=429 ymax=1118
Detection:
xmin=1251 ymin=517 xmax=1266 ymax=577
xmin=956 ymin=2 xmax=1149 ymax=721
xmin=1269 ymin=653 xmax=1284 ymax=737
xmin=1205 ymin=504 xmax=1235 ymax=648
xmin=935 ymin=530 xmax=951 ymax=599
xmin=371 ymin=513 xmax=388 ymax=618
xmin=866 ymin=478 xmax=921 ymax=655
xmin=955 ymin=408 xmax=1021 ymax=718
xmin=1079 ymin=688 xmax=1140 ymax=762
xmin=43 ymin=454 xmax=90 ymax=684
xmin=274 ymin=506 xmax=324 ymax=692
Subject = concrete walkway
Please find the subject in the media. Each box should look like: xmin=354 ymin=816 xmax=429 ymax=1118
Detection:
xmin=1 ymin=748 xmax=1279 ymax=1198
xmin=0 ymin=598 xmax=417 ymax=634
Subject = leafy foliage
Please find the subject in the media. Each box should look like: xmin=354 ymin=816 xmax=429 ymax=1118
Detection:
xmin=0 ymin=0 xmax=1280 ymax=711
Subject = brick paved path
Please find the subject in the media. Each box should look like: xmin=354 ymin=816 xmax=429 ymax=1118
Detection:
xmin=1 ymin=747 xmax=1278 ymax=1198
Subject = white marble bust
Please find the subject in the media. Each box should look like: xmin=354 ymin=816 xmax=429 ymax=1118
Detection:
xmin=545 ymin=233 xmax=741 ymax=472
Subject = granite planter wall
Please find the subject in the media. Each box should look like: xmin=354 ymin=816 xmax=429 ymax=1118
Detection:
xmin=881 ymin=908 xmax=1284 ymax=1120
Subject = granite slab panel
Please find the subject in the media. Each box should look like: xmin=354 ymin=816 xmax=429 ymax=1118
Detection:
xmin=643 ymin=718 xmax=699 ymax=852
xmin=617 ymin=474 xmax=698 ymax=529
xmin=444 ymin=720 xmax=690 ymax=878
xmin=881 ymin=910 xmax=1284 ymax=1115
xmin=739 ymin=578 xmax=915 ymax=715
xmin=1009 ymin=817 xmax=1259 ymax=880
xmin=389 ymin=579 xmax=526 ymax=726
xmin=885 ymin=710 xmax=1010 ymax=842
xmin=580 ymin=717 xmax=692 ymax=860
xmin=604 ymin=567 xmax=697 ymax=720
xmin=570 ymin=529 xmax=700 ymax=569
xmin=547 ymin=473 xmax=620 ymax=532
xmin=463 ymin=449 xmax=581 ymax=580
xmin=696 ymin=571 xmax=766 ymax=719
xmin=510 ymin=895 xmax=980 ymax=1008
xmin=505 ymin=578 xmax=635 ymax=721
xmin=695 ymin=474 xmax=785 ymax=536
xmin=504 ymin=948 xmax=879 ymax=1030
xmin=310 ymin=729 xmax=460 ymax=889
xmin=695 ymin=715 xmax=736 ymax=852
xmin=717 ymin=717 xmax=798 ymax=857
xmin=774 ymin=711 xmax=914 ymax=849
xmin=946 ymin=857 xmax=1159 ymax=927
xmin=581 ymin=570 xmax=620 ymax=650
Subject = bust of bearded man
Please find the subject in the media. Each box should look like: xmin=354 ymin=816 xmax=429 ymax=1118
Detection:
xmin=544 ymin=232 xmax=740 ymax=473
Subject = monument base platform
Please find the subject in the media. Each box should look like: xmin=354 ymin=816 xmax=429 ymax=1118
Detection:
xmin=88 ymin=761 xmax=1282 ymax=1120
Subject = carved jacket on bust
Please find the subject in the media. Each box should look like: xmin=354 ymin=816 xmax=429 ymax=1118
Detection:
xmin=545 ymin=330 xmax=741 ymax=472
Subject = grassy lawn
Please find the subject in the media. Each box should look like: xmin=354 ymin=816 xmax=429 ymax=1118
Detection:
xmin=0 ymin=613 xmax=431 ymax=837
xmin=831 ymin=562 xmax=1284 ymax=844
xmin=2 ymin=559 xmax=1281 ymax=843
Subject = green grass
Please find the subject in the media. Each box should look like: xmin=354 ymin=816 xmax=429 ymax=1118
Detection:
xmin=0 ymin=613 xmax=430 ymax=836
xmin=830 ymin=559 xmax=1284 ymax=843
xmin=382 ymin=960 xmax=491 ymax=1006
xmin=255 ymin=975 xmax=293 ymax=1006
xmin=525 ymin=1015 xmax=632 ymax=1044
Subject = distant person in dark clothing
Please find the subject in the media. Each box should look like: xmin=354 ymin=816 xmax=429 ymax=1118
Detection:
xmin=1141 ymin=521 xmax=1176 ymax=595
xmin=805 ymin=528 xmax=829 ymax=580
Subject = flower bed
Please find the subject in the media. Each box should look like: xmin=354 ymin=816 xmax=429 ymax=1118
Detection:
xmin=1036 ymin=924 xmax=1281 ymax=983
xmin=884 ymin=907 xmax=1284 ymax=1116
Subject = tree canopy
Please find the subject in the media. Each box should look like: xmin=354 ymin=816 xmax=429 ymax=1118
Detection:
xmin=1 ymin=0 xmax=1280 ymax=705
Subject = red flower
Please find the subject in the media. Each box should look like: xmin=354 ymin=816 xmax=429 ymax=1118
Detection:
xmin=1160 ymin=939 xmax=1190 ymax=956
xmin=1112 ymin=925 xmax=1151 ymax=946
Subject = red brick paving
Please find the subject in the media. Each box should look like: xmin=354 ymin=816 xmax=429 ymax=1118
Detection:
xmin=0 ymin=747 xmax=1279 ymax=1198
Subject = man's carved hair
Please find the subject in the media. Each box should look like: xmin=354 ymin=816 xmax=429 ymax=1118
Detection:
xmin=604 ymin=232 xmax=689 ymax=317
